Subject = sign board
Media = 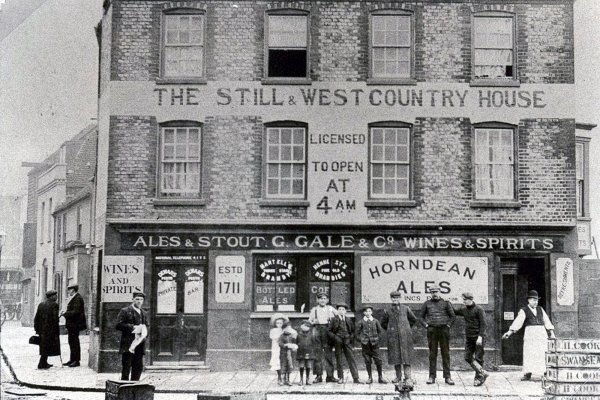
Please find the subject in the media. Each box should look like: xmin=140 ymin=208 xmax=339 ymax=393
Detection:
xmin=361 ymin=256 xmax=488 ymax=303
xmin=101 ymin=255 xmax=144 ymax=302
xmin=577 ymin=220 xmax=592 ymax=255
xmin=215 ymin=256 xmax=245 ymax=303
xmin=546 ymin=367 xmax=600 ymax=382
xmin=544 ymin=396 xmax=600 ymax=400
xmin=545 ymin=383 xmax=600 ymax=396
xmin=268 ymin=395 xmax=410 ymax=400
xmin=556 ymin=258 xmax=575 ymax=306
xmin=545 ymin=353 xmax=600 ymax=368
xmin=548 ymin=339 xmax=600 ymax=354
xmin=503 ymin=312 xmax=514 ymax=321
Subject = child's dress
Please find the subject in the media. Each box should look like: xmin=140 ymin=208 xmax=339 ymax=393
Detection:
xmin=269 ymin=327 xmax=283 ymax=371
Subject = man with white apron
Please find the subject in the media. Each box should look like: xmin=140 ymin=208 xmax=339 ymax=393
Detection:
xmin=502 ymin=290 xmax=555 ymax=380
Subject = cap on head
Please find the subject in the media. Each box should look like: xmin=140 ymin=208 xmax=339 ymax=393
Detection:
xmin=429 ymin=285 xmax=441 ymax=293
xmin=527 ymin=290 xmax=540 ymax=300
xmin=336 ymin=303 xmax=349 ymax=310
xmin=132 ymin=292 xmax=146 ymax=299
xmin=389 ymin=291 xmax=402 ymax=298
xmin=67 ymin=284 xmax=79 ymax=291
xmin=362 ymin=305 xmax=374 ymax=312
xmin=46 ymin=290 xmax=58 ymax=298
xmin=462 ymin=292 xmax=474 ymax=300
xmin=316 ymin=293 xmax=329 ymax=299
xmin=301 ymin=320 xmax=312 ymax=327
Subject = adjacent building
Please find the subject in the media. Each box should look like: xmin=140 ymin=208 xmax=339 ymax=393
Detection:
xmin=95 ymin=0 xmax=593 ymax=372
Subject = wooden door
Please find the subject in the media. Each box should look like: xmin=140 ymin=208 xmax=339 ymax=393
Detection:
xmin=500 ymin=264 xmax=524 ymax=365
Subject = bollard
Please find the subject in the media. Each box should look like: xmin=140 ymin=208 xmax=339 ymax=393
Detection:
xmin=105 ymin=380 xmax=155 ymax=400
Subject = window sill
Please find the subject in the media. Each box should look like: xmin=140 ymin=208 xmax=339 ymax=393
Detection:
xmin=470 ymin=79 xmax=521 ymax=88
xmin=152 ymin=198 xmax=206 ymax=206
xmin=365 ymin=199 xmax=417 ymax=208
xmin=156 ymin=77 xmax=207 ymax=85
xmin=261 ymin=78 xmax=312 ymax=86
xmin=366 ymin=78 xmax=417 ymax=86
xmin=259 ymin=199 xmax=310 ymax=207
xmin=469 ymin=200 xmax=521 ymax=208
xmin=577 ymin=216 xmax=592 ymax=222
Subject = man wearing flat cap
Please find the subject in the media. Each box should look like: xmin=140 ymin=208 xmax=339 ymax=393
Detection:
xmin=381 ymin=291 xmax=417 ymax=389
xmin=454 ymin=292 xmax=488 ymax=386
xmin=34 ymin=290 xmax=61 ymax=369
xmin=308 ymin=292 xmax=336 ymax=383
xmin=116 ymin=292 xmax=148 ymax=381
xmin=418 ymin=285 xmax=456 ymax=385
xmin=503 ymin=290 xmax=555 ymax=381
xmin=60 ymin=284 xmax=87 ymax=367
xmin=328 ymin=303 xmax=361 ymax=383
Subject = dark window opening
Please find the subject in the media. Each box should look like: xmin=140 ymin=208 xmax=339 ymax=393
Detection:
xmin=268 ymin=50 xmax=307 ymax=78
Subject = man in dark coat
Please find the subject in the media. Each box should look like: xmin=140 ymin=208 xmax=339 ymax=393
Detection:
xmin=419 ymin=285 xmax=456 ymax=385
xmin=34 ymin=290 xmax=61 ymax=369
xmin=60 ymin=284 xmax=87 ymax=367
xmin=381 ymin=291 xmax=417 ymax=389
xmin=454 ymin=292 xmax=489 ymax=386
xmin=116 ymin=292 xmax=148 ymax=381
xmin=328 ymin=303 xmax=361 ymax=384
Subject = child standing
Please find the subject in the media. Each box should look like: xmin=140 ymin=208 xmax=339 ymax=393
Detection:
xmin=355 ymin=305 xmax=387 ymax=384
xmin=269 ymin=313 xmax=289 ymax=385
xmin=278 ymin=323 xmax=298 ymax=386
xmin=296 ymin=320 xmax=318 ymax=386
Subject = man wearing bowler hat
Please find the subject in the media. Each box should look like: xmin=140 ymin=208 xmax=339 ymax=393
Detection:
xmin=454 ymin=292 xmax=489 ymax=386
xmin=34 ymin=290 xmax=61 ymax=369
xmin=328 ymin=303 xmax=361 ymax=383
xmin=116 ymin=292 xmax=148 ymax=381
xmin=60 ymin=284 xmax=87 ymax=367
xmin=503 ymin=290 xmax=555 ymax=381
xmin=308 ymin=292 xmax=336 ymax=383
xmin=418 ymin=285 xmax=456 ymax=385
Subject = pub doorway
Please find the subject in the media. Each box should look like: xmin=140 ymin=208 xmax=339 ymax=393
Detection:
xmin=499 ymin=257 xmax=548 ymax=365
xmin=151 ymin=253 xmax=208 ymax=365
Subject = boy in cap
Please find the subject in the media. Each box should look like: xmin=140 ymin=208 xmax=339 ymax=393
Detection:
xmin=308 ymin=292 xmax=336 ymax=383
xmin=296 ymin=320 xmax=318 ymax=385
xmin=355 ymin=305 xmax=386 ymax=384
xmin=454 ymin=292 xmax=489 ymax=386
xmin=503 ymin=290 xmax=555 ymax=381
xmin=116 ymin=292 xmax=148 ymax=381
xmin=418 ymin=285 xmax=456 ymax=385
xmin=382 ymin=291 xmax=417 ymax=389
xmin=60 ymin=284 xmax=87 ymax=367
xmin=328 ymin=303 xmax=361 ymax=383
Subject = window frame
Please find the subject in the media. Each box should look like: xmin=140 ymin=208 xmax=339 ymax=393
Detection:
xmin=263 ymin=9 xmax=311 ymax=84
xmin=66 ymin=257 xmax=77 ymax=291
xmin=471 ymin=122 xmax=519 ymax=205
xmin=40 ymin=201 xmax=45 ymax=244
xmin=76 ymin=206 xmax=82 ymax=241
xmin=159 ymin=8 xmax=207 ymax=82
xmin=470 ymin=11 xmax=519 ymax=87
xmin=156 ymin=120 xmax=204 ymax=201
xmin=62 ymin=213 xmax=67 ymax=246
xmin=47 ymin=198 xmax=52 ymax=243
xmin=367 ymin=121 xmax=414 ymax=201
xmin=368 ymin=9 xmax=416 ymax=85
xmin=56 ymin=214 xmax=62 ymax=251
xmin=262 ymin=121 xmax=308 ymax=202
xmin=576 ymin=137 xmax=590 ymax=218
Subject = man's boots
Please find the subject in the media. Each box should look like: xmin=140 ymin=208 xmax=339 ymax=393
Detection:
xmin=377 ymin=364 xmax=388 ymax=384
xmin=365 ymin=365 xmax=373 ymax=384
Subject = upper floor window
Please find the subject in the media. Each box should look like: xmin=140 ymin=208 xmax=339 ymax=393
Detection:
xmin=159 ymin=122 xmax=202 ymax=198
xmin=76 ymin=206 xmax=82 ymax=241
xmin=47 ymin=198 xmax=52 ymax=243
xmin=62 ymin=214 xmax=67 ymax=245
xmin=473 ymin=14 xmax=515 ymax=81
xmin=162 ymin=10 xmax=205 ymax=78
xmin=474 ymin=127 xmax=515 ymax=200
xmin=56 ymin=215 xmax=62 ymax=250
xmin=266 ymin=11 xmax=309 ymax=79
xmin=369 ymin=124 xmax=411 ymax=199
xmin=40 ymin=202 xmax=45 ymax=244
xmin=371 ymin=11 xmax=413 ymax=79
xmin=264 ymin=123 xmax=306 ymax=199
xmin=576 ymin=138 xmax=590 ymax=217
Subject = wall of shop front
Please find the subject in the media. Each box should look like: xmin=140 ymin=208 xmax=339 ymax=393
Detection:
xmin=95 ymin=224 xmax=580 ymax=372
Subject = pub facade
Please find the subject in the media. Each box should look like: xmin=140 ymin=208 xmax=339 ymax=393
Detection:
xmin=94 ymin=0 xmax=589 ymax=372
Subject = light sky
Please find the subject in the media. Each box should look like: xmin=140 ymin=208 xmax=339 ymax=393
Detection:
xmin=0 ymin=0 xmax=598 ymax=252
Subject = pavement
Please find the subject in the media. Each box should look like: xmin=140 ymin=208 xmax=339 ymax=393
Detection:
xmin=0 ymin=321 xmax=547 ymax=399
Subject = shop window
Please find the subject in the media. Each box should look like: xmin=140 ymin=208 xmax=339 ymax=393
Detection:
xmin=369 ymin=123 xmax=411 ymax=199
xmin=264 ymin=123 xmax=306 ymax=199
xmin=474 ymin=126 xmax=516 ymax=200
xmin=472 ymin=13 xmax=515 ymax=81
xmin=161 ymin=10 xmax=205 ymax=79
xmin=159 ymin=122 xmax=202 ymax=198
xmin=254 ymin=254 xmax=353 ymax=313
xmin=370 ymin=11 xmax=413 ymax=79
xmin=266 ymin=11 xmax=309 ymax=79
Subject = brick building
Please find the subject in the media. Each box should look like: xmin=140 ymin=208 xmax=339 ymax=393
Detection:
xmin=94 ymin=0 xmax=593 ymax=373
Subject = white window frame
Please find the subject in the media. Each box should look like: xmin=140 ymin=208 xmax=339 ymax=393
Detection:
xmin=472 ymin=12 xmax=516 ymax=81
xmin=264 ymin=123 xmax=307 ymax=199
xmin=473 ymin=126 xmax=516 ymax=200
xmin=369 ymin=123 xmax=412 ymax=199
xmin=576 ymin=137 xmax=591 ymax=218
xmin=370 ymin=10 xmax=413 ymax=80
xmin=265 ymin=10 xmax=310 ymax=80
xmin=66 ymin=257 xmax=77 ymax=290
xmin=161 ymin=9 xmax=206 ymax=79
xmin=159 ymin=122 xmax=203 ymax=198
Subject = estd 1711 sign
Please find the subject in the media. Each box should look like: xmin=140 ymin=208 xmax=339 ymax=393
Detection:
xmin=215 ymin=256 xmax=245 ymax=303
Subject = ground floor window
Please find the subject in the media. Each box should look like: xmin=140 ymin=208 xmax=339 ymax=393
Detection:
xmin=254 ymin=254 xmax=353 ymax=312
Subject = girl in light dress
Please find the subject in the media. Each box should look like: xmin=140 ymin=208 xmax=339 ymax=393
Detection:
xmin=269 ymin=313 xmax=289 ymax=385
